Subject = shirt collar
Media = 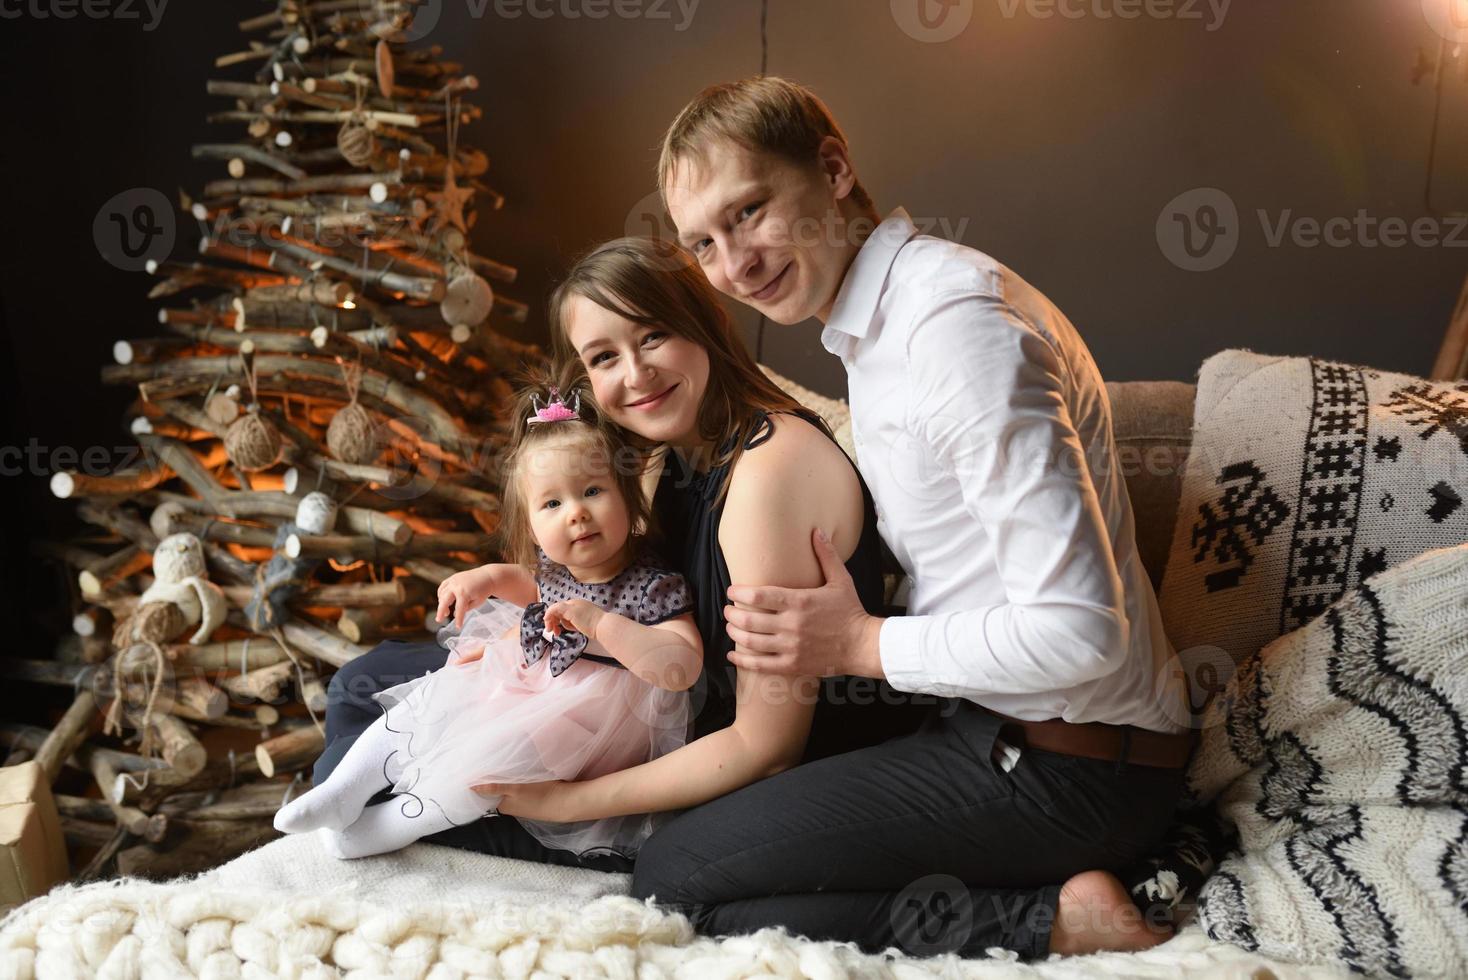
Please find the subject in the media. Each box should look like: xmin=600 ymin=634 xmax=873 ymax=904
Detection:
xmin=824 ymin=207 xmax=919 ymax=343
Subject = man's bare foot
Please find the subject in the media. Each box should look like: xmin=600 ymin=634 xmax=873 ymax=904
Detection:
xmin=1046 ymin=869 xmax=1173 ymax=957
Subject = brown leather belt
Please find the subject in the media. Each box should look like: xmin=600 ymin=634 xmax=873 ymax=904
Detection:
xmin=984 ymin=708 xmax=1197 ymax=770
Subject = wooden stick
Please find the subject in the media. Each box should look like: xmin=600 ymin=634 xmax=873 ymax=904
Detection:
xmin=144 ymin=259 xmax=284 ymax=297
xmin=75 ymin=827 xmax=128 ymax=882
xmin=135 ymin=433 xmax=231 ymax=511
xmin=155 ymin=508 xmax=277 ymax=550
xmin=112 ymin=337 xmax=194 ymax=365
xmin=63 ymin=816 xmax=118 ymax=849
xmin=107 ymin=353 xmax=467 ymax=454
xmin=217 ymin=578 xmax=409 ymax=611
xmin=156 ymin=779 xmax=300 ymax=821
xmin=35 ymin=691 xmax=100 ymax=784
xmin=1432 ymin=270 xmax=1468 ymax=380
xmin=0 ymin=723 xmax=169 ymax=780
xmin=165 ymin=637 xmax=289 ymax=672
xmin=32 ymin=540 xmax=104 ymax=571
xmin=257 ymin=236 xmax=445 ymax=303
xmin=336 ymin=605 xmax=400 ymax=644
xmin=72 ymin=607 xmax=111 ymax=639
xmin=219 ymin=661 xmax=295 ymax=705
xmin=79 ymin=545 xmax=151 ymax=597
xmin=85 ymin=756 xmax=169 ymax=842
xmin=192 ymin=143 xmax=308 ymax=181
xmin=277 ymin=619 xmax=369 ymax=669
xmin=298 ymin=670 xmax=329 ymax=715
xmin=255 ymin=725 xmax=324 ymax=778
xmin=171 ymin=677 xmax=230 ymax=721
xmin=403 ymin=558 xmax=468 ymax=585
xmin=50 ymin=466 xmax=170 ymax=500
xmin=75 ymin=499 xmax=160 ymax=551
xmin=147 ymin=714 xmax=207 ymax=778
xmin=286 ymin=529 xmax=491 ymax=561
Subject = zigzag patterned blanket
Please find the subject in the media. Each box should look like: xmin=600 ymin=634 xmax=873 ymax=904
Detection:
xmin=1187 ymin=543 xmax=1468 ymax=977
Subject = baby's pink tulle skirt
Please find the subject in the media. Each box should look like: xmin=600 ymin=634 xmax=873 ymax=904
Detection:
xmin=372 ymin=599 xmax=691 ymax=858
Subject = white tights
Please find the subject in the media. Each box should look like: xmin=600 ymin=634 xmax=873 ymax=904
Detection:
xmin=273 ymin=715 xmax=490 ymax=859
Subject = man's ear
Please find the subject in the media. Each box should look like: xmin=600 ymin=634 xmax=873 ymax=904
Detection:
xmin=816 ymin=135 xmax=858 ymax=202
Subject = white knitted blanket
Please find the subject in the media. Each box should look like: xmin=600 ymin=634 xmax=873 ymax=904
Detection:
xmin=0 ymin=832 xmax=1344 ymax=979
xmin=1189 ymin=543 xmax=1468 ymax=977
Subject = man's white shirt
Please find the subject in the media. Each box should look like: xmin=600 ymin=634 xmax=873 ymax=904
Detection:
xmin=822 ymin=208 xmax=1189 ymax=735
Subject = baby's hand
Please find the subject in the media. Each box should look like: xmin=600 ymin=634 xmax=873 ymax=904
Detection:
xmin=436 ymin=566 xmax=499 ymax=629
xmin=543 ymin=599 xmax=605 ymax=640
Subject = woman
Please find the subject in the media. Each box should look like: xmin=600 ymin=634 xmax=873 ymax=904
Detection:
xmin=312 ymin=236 xmax=924 ymax=872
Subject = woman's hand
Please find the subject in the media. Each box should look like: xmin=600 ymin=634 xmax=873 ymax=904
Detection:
xmin=472 ymin=778 xmax=592 ymax=822
xmin=436 ymin=566 xmax=500 ymax=628
xmin=543 ymin=598 xmax=606 ymax=640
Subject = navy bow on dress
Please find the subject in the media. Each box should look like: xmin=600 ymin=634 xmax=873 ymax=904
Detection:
xmin=519 ymin=602 xmax=590 ymax=677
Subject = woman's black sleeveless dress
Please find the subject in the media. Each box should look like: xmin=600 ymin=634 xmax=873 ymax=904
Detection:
xmin=653 ymin=408 xmax=930 ymax=760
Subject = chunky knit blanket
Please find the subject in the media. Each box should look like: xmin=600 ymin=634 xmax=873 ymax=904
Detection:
xmin=0 ymin=832 xmax=1343 ymax=979
xmin=1188 ymin=543 xmax=1468 ymax=977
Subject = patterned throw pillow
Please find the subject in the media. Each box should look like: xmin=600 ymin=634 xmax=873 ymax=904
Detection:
xmin=1159 ymin=350 xmax=1468 ymax=674
xmin=1187 ymin=544 xmax=1468 ymax=976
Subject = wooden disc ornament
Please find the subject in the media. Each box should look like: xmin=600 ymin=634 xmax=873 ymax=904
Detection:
xmin=326 ymin=357 xmax=379 ymax=465
xmin=375 ymin=38 xmax=395 ymax=98
xmin=440 ymin=269 xmax=494 ymax=328
xmin=205 ymin=389 xmax=241 ymax=426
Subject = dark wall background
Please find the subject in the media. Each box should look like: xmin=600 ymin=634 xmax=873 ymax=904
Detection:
xmin=1 ymin=0 xmax=1464 ymax=652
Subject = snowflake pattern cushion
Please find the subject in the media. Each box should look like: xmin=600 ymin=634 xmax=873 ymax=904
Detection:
xmin=1158 ymin=349 xmax=1468 ymax=677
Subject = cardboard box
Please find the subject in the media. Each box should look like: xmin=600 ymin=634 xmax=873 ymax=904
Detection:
xmin=0 ymin=762 xmax=68 ymax=911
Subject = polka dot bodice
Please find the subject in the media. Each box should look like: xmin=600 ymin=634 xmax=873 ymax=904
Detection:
xmin=533 ymin=550 xmax=693 ymax=628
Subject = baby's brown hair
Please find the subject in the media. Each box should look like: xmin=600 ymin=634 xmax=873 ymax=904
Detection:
xmin=498 ymin=361 xmax=653 ymax=571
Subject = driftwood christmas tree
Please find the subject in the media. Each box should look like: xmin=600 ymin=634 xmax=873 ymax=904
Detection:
xmin=7 ymin=0 xmax=542 ymax=881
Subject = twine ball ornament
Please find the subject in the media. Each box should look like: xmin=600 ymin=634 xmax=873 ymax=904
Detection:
xmin=226 ymin=347 xmax=283 ymax=472
xmin=327 ymin=356 xmax=379 ymax=464
xmin=225 ymin=408 xmax=283 ymax=472
xmin=440 ymin=268 xmax=494 ymax=328
xmin=337 ymin=114 xmax=376 ymax=168
xmin=327 ymin=403 xmax=377 ymax=464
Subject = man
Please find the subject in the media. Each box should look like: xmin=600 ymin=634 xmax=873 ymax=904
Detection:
xmin=631 ymin=75 xmax=1194 ymax=960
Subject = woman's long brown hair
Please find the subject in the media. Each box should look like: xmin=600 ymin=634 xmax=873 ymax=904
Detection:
xmin=547 ymin=236 xmax=829 ymax=505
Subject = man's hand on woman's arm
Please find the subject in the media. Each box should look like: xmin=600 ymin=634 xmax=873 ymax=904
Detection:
xmin=724 ymin=527 xmax=886 ymax=680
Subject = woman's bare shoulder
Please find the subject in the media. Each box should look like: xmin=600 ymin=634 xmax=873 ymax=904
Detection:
xmin=723 ymin=412 xmax=860 ymax=519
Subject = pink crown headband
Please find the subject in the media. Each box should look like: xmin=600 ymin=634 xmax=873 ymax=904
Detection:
xmin=527 ymin=386 xmax=581 ymax=426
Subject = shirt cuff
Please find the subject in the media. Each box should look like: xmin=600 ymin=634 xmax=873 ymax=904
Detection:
xmin=879 ymin=615 xmax=940 ymax=696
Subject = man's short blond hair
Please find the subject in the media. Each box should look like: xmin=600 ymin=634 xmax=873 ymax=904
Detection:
xmin=658 ymin=75 xmax=875 ymax=214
